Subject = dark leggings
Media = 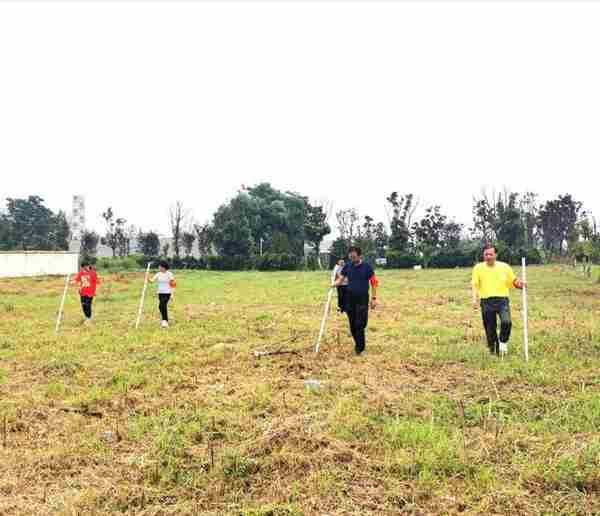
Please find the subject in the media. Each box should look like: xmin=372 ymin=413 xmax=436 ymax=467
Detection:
xmin=158 ymin=294 xmax=171 ymax=322
xmin=337 ymin=286 xmax=348 ymax=313
xmin=481 ymin=297 xmax=512 ymax=354
xmin=80 ymin=296 xmax=93 ymax=319
xmin=346 ymin=291 xmax=370 ymax=354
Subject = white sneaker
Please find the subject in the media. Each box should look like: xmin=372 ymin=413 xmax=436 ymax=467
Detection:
xmin=499 ymin=341 xmax=508 ymax=354
xmin=160 ymin=320 xmax=169 ymax=328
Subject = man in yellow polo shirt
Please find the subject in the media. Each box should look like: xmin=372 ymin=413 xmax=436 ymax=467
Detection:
xmin=472 ymin=245 xmax=526 ymax=355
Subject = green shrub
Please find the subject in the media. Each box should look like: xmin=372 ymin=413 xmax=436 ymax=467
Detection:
xmin=207 ymin=255 xmax=254 ymax=271
xmin=96 ymin=255 xmax=140 ymax=271
xmin=429 ymin=249 xmax=475 ymax=268
xmin=385 ymin=251 xmax=420 ymax=269
xmin=255 ymin=253 xmax=303 ymax=271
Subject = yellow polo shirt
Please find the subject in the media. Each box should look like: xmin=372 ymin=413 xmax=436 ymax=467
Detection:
xmin=472 ymin=261 xmax=516 ymax=299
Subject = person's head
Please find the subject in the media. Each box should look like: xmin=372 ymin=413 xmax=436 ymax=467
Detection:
xmin=483 ymin=245 xmax=497 ymax=265
xmin=80 ymin=261 xmax=90 ymax=270
xmin=348 ymin=246 xmax=362 ymax=264
xmin=158 ymin=260 xmax=170 ymax=273
xmin=337 ymin=259 xmax=345 ymax=266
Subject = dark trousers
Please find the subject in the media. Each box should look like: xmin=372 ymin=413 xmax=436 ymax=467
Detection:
xmin=481 ymin=297 xmax=512 ymax=354
xmin=80 ymin=296 xmax=93 ymax=319
xmin=337 ymin=285 xmax=348 ymax=313
xmin=346 ymin=291 xmax=370 ymax=354
xmin=159 ymin=294 xmax=171 ymax=322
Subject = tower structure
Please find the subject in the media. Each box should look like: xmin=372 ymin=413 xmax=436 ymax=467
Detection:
xmin=70 ymin=195 xmax=86 ymax=241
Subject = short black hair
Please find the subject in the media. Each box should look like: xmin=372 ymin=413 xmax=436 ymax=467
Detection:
xmin=80 ymin=261 xmax=89 ymax=268
xmin=159 ymin=260 xmax=170 ymax=270
xmin=348 ymin=246 xmax=362 ymax=256
xmin=483 ymin=244 xmax=497 ymax=253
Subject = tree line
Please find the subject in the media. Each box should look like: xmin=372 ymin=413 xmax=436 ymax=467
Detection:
xmin=1 ymin=186 xmax=598 ymax=269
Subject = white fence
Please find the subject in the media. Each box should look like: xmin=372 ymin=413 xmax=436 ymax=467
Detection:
xmin=0 ymin=252 xmax=79 ymax=278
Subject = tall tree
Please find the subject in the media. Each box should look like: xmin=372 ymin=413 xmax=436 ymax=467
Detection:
xmin=194 ymin=223 xmax=214 ymax=256
xmin=354 ymin=214 xmax=378 ymax=259
xmin=413 ymin=206 xmax=448 ymax=266
xmin=52 ymin=211 xmax=71 ymax=251
xmin=138 ymin=231 xmax=161 ymax=257
xmin=2 ymin=196 xmax=70 ymax=250
xmin=182 ymin=231 xmax=196 ymax=257
xmin=471 ymin=189 xmax=531 ymax=248
xmin=211 ymin=183 xmax=306 ymax=257
xmin=579 ymin=213 xmax=598 ymax=243
xmin=80 ymin=230 xmax=100 ymax=258
xmin=495 ymin=191 xmax=524 ymax=248
xmin=440 ymin=221 xmax=463 ymax=248
xmin=101 ymin=207 xmax=126 ymax=258
xmin=520 ymin=192 xmax=539 ymax=248
xmin=212 ymin=194 xmax=254 ymax=257
xmin=336 ymin=209 xmax=360 ymax=245
xmin=303 ymin=199 xmax=331 ymax=261
xmin=538 ymin=194 xmax=584 ymax=256
xmin=373 ymin=222 xmax=389 ymax=258
xmin=169 ymin=201 xmax=188 ymax=259
xmin=0 ymin=210 xmax=11 ymax=250
xmin=386 ymin=192 xmax=417 ymax=252
xmin=471 ymin=192 xmax=496 ymax=243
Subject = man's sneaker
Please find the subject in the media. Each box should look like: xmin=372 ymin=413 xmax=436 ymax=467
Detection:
xmin=160 ymin=320 xmax=169 ymax=329
xmin=84 ymin=318 xmax=92 ymax=326
xmin=499 ymin=341 xmax=508 ymax=354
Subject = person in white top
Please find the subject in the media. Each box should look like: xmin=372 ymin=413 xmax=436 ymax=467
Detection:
xmin=148 ymin=260 xmax=176 ymax=328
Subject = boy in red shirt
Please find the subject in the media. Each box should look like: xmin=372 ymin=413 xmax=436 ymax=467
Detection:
xmin=72 ymin=262 xmax=100 ymax=324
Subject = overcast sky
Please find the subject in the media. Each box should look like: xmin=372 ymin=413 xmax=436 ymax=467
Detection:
xmin=1 ymin=0 xmax=599 ymax=236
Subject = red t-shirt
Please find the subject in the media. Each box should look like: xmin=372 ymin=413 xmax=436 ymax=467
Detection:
xmin=74 ymin=270 xmax=99 ymax=297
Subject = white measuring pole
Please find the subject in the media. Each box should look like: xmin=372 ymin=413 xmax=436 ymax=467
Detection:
xmin=315 ymin=265 xmax=339 ymax=353
xmin=55 ymin=274 xmax=70 ymax=334
xmin=522 ymin=257 xmax=529 ymax=362
xmin=135 ymin=262 xmax=152 ymax=329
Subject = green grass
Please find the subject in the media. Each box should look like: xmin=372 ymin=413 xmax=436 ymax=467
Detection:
xmin=0 ymin=266 xmax=599 ymax=515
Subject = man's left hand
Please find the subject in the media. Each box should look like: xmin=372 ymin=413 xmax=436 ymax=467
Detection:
xmin=370 ymin=298 xmax=378 ymax=309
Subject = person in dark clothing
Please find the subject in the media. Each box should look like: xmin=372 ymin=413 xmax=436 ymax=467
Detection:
xmin=334 ymin=259 xmax=349 ymax=313
xmin=333 ymin=247 xmax=379 ymax=355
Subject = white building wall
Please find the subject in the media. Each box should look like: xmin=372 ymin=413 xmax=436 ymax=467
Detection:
xmin=0 ymin=252 xmax=79 ymax=278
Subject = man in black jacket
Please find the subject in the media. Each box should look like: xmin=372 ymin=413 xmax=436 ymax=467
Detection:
xmin=333 ymin=246 xmax=379 ymax=355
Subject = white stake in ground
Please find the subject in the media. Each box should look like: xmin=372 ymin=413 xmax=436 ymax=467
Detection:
xmin=135 ymin=262 xmax=152 ymax=329
xmin=55 ymin=274 xmax=70 ymax=334
xmin=522 ymin=257 xmax=529 ymax=362
xmin=315 ymin=266 xmax=338 ymax=353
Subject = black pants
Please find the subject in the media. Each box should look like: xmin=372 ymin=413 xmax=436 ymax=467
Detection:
xmin=80 ymin=296 xmax=93 ymax=319
xmin=481 ymin=297 xmax=512 ymax=355
xmin=346 ymin=291 xmax=369 ymax=354
xmin=159 ymin=294 xmax=171 ymax=322
xmin=337 ymin=285 xmax=348 ymax=313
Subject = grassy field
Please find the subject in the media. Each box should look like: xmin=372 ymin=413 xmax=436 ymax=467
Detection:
xmin=0 ymin=266 xmax=599 ymax=515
